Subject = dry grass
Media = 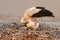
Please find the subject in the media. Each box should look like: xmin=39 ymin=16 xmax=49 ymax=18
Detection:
xmin=0 ymin=23 xmax=60 ymax=40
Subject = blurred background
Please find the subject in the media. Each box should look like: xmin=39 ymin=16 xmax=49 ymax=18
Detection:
xmin=0 ymin=0 xmax=60 ymax=23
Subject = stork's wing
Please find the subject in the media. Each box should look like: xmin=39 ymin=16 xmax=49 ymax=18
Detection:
xmin=32 ymin=9 xmax=55 ymax=18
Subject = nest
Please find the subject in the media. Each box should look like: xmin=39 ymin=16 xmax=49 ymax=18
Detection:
xmin=0 ymin=23 xmax=60 ymax=40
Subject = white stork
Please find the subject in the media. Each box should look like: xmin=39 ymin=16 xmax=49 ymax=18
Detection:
xmin=20 ymin=7 xmax=55 ymax=29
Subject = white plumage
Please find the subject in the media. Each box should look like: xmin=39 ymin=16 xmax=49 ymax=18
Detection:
xmin=20 ymin=7 xmax=40 ymax=24
xmin=23 ymin=7 xmax=41 ymax=19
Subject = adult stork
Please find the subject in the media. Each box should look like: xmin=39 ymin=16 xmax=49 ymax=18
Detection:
xmin=20 ymin=7 xmax=55 ymax=29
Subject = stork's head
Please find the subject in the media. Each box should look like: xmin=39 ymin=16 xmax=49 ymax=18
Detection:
xmin=20 ymin=17 xmax=32 ymax=25
xmin=20 ymin=17 xmax=34 ymax=28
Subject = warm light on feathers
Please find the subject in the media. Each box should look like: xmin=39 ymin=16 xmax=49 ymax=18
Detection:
xmin=20 ymin=7 xmax=55 ymax=29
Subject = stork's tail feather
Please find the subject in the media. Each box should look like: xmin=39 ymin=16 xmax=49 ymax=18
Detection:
xmin=51 ymin=15 xmax=55 ymax=17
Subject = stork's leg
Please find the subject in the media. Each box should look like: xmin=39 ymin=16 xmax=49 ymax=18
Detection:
xmin=34 ymin=17 xmax=37 ymax=25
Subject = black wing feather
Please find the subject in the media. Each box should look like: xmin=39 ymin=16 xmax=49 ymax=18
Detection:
xmin=32 ymin=9 xmax=55 ymax=18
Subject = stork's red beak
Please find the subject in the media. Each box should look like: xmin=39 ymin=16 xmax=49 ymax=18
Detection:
xmin=34 ymin=17 xmax=37 ymax=25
